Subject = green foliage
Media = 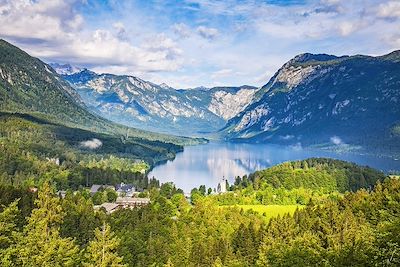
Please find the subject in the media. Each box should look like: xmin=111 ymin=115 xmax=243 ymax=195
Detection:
xmin=84 ymin=223 xmax=126 ymax=267
xmin=212 ymin=158 xmax=381 ymax=208
xmin=0 ymin=200 xmax=19 ymax=265
xmin=0 ymin=113 xmax=170 ymax=189
xmin=159 ymin=182 xmax=183 ymax=198
xmin=240 ymin=158 xmax=385 ymax=193
xmin=0 ymin=155 xmax=398 ymax=266
xmin=0 ymin=111 xmax=395 ymax=266
xmin=60 ymin=191 xmax=102 ymax=245
xmin=14 ymin=181 xmax=81 ymax=266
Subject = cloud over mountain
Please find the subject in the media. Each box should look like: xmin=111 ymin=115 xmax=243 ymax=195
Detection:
xmin=1 ymin=0 xmax=399 ymax=88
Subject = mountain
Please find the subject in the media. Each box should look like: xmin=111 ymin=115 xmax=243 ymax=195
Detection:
xmin=0 ymin=40 xmax=95 ymax=127
xmin=49 ymin=63 xmax=82 ymax=75
xmin=222 ymin=51 xmax=400 ymax=156
xmin=61 ymin=69 xmax=258 ymax=136
xmin=0 ymin=39 xmax=200 ymax=147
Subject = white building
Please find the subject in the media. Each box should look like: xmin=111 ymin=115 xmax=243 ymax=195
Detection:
xmin=217 ymin=177 xmax=227 ymax=194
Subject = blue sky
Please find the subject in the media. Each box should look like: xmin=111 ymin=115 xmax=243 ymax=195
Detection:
xmin=1 ymin=0 xmax=399 ymax=88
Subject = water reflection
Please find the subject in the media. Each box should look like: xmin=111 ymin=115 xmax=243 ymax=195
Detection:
xmin=149 ymin=142 xmax=400 ymax=193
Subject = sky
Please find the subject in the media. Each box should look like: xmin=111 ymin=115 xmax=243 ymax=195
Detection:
xmin=0 ymin=0 xmax=399 ymax=88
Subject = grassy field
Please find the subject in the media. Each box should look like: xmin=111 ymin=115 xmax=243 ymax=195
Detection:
xmin=226 ymin=205 xmax=304 ymax=221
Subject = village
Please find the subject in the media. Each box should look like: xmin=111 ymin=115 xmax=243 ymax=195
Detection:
xmin=53 ymin=182 xmax=150 ymax=213
xmin=90 ymin=182 xmax=152 ymax=213
xmin=53 ymin=177 xmax=229 ymax=214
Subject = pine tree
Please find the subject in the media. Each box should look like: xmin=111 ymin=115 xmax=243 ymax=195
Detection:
xmin=84 ymin=222 xmax=126 ymax=267
xmin=0 ymin=200 xmax=20 ymax=266
xmin=61 ymin=191 xmax=100 ymax=246
xmin=212 ymin=257 xmax=223 ymax=267
xmin=16 ymin=181 xmax=80 ymax=266
xmin=0 ymin=200 xmax=19 ymax=249
xmin=164 ymin=258 xmax=174 ymax=267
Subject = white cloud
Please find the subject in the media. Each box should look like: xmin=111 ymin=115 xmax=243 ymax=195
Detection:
xmin=211 ymin=69 xmax=234 ymax=79
xmin=0 ymin=0 xmax=183 ymax=74
xmin=113 ymin=22 xmax=127 ymax=40
xmin=172 ymin=23 xmax=191 ymax=38
xmin=377 ymin=1 xmax=400 ymax=19
xmin=80 ymin=138 xmax=102 ymax=149
xmin=337 ymin=21 xmax=366 ymax=36
xmin=1 ymin=0 xmax=399 ymax=88
xmin=290 ymin=142 xmax=303 ymax=151
xmin=330 ymin=136 xmax=344 ymax=145
xmin=196 ymin=26 xmax=219 ymax=40
xmin=280 ymin=135 xmax=295 ymax=140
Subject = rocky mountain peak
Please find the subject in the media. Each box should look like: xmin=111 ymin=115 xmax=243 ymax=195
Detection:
xmin=64 ymin=68 xmax=97 ymax=85
xmin=380 ymin=50 xmax=400 ymax=62
xmin=289 ymin=53 xmax=340 ymax=64
xmin=159 ymin=83 xmax=173 ymax=90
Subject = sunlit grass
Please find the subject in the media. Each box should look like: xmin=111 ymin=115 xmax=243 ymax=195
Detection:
xmin=224 ymin=204 xmax=304 ymax=221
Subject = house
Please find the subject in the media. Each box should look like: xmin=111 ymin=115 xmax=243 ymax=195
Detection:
xmin=90 ymin=184 xmax=103 ymax=195
xmin=115 ymin=182 xmax=136 ymax=197
xmin=57 ymin=190 xmax=67 ymax=198
xmin=94 ymin=203 xmax=120 ymax=213
xmin=116 ymin=197 xmax=150 ymax=208
xmin=94 ymin=197 xmax=150 ymax=214
xmin=28 ymin=187 xmax=38 ymax=193
xmin=90 ymin=184 xmax=115 ymax=195
xmin=46 ymin=157 xmax=60 ymax=165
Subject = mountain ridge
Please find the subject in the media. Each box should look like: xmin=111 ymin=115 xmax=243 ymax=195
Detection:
xmin=222 ymin=50 xmax=400 ymax=156
xmin=61 ymin=68 xmax=258 ymax=136
xmin=0 ymin=39 xmax=201 ymax=146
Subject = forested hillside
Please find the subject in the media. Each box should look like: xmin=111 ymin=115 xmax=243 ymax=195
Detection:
xmin=211 ymin=158 xmax=385 ymax=207
xmin=0 ymin=39 xmax=202 ymax=146
xmin=246 ymin=158 xmax=384 ymax=192
xmin=0 ymin=112 xmax=179 ymax=189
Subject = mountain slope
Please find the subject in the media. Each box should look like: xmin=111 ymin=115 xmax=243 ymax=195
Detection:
xmin=223 ymin=51 xmax=400 ymax=156
xmin=62 ymin=69 xmax=257 ymax=136
xmin=0 ymin=39 xmax=199 ymax=146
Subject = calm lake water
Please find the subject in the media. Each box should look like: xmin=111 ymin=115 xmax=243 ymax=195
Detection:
xmin=149 ymin=142 xmax=400 ymax=193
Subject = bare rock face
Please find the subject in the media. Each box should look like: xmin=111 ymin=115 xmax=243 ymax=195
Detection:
xmin=208 ymin=88 xmax=256 ymax=120
xmin=274 ymin=64 xmax=318 ymax=90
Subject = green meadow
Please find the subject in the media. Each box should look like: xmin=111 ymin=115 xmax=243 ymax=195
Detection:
xmin=224 ymin=204 xmax=304 ymax=221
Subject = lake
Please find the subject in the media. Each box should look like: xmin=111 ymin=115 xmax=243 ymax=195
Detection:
xmin=149 ymin=142 xmax=400 ymax=193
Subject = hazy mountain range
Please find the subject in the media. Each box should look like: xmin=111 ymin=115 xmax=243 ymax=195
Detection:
xmin=54 ymin=66 xmax=257 ymax=136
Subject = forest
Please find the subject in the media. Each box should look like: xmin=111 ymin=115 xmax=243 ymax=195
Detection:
xmin=0 ymin=151 xmax=399 ymax=266
xmin=0 ymin=112 xmax=182 ymax=189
